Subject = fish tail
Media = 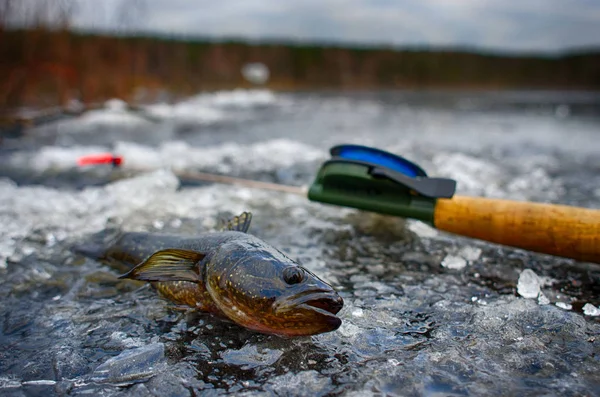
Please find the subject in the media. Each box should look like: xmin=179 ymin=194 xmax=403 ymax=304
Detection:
xmin=71 ymin=227 xmax=122 ymax=260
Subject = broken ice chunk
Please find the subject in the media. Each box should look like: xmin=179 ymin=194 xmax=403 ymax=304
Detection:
xmin=407 ymin=220 xmax=438 ymax=238
xmin=582 ymin=303 xmax=600 ymax=316
xmin=441 ymin=246 xmax=482 ymax=270
xmin=21 ymin=380 xmax=57 ymax=386
xmin=266 ymin=370 xmax=333 ymax=397
xmin=458 ymin=246 xmax=482 ymax=262
xmin=339 ymin=322 xmax=361 ymax=338
xmin=220 ymin=344 xmax=283 ymax=370
xmin=351 ymin=308 xmax=364 ymax=317
xmin=441 ymin=255 xmax=467 ymax=270
xmin=517 ymin=269 xmax=541 ymax=299
xmin=90 ymin=343 xmax=165 ymax=385
xmin=555 ymin=302 xmax=572 ymax=311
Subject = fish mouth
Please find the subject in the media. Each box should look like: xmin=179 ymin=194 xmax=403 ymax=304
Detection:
xmin=275 ymin=290 xmax=344 ymax=316
xmin=269 ymin=290 xmax=344 ymax=335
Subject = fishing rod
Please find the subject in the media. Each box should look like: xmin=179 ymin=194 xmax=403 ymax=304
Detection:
xmin=78 ymin=144 xmax=600 ymax=264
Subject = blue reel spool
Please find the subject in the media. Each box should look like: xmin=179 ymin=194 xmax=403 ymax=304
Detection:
xmin=327 ymin=144 xmax=456 ymax=199
xmin=330 ymin=144 xmax=428 ymax=178
xmin=308 ymin=144 xmax=456 ymax=224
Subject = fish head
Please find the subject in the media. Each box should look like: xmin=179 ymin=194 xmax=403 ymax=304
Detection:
xmin=205 ymin=239 xmax=343 ymax=337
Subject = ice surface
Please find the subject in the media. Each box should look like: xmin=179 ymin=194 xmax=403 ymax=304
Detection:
xmin=5 ymin=138 xmax=327 ymax=177
xmin=506 ymin=166 xmax=566 ymax=202
xmin=1 ymin=90 xmax=599 ymax=396
xmin=205 ymin=88 xmax=277 ymax=108
xmin=78 ymin=103 xmax=152 ymax=126
xmin=220 ymin=344 xmax=284 ymax=370
xmin=113 ymin=138 xmax=325 ymax=174
xmin=81 ymin=89 xmax=278 ymax=128
xmin=265 ymin=370 xmax=333 ymax=397
xmin=432 ymin=152 xmax=506 ymax=197
xmin=90 ymin=343 xmax=166 ymax=385
xmin=144 ymin=101 xmax=225 ymax=124
xmin=407 ymin=220 xmax=438 ymax=238
xmin=8 ymin=144 xmax=109 ymax=171
xmin=0 ymin=170 xmax=179 ymax=268
xmin=143 ymin=89 xmax=277 ymax=124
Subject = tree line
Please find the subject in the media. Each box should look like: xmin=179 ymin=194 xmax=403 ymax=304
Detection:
xmin=1 ymin=28 xmax=599 ymax=109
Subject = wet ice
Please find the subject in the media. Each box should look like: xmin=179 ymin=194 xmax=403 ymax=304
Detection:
xmin=1 ymin=90 xmax=599 ymax=396
xmin=220 ymin=344 xmax=284 ymax=370
xmin=90 ymin=343 xmax=166 ymax=385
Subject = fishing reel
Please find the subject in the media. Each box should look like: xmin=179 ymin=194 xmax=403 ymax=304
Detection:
xmin=308 ymin=144 xmax=457 ymax=224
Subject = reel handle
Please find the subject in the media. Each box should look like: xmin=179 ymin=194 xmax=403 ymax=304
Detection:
xmin=434 ymin=195 xmax=600 ymax=263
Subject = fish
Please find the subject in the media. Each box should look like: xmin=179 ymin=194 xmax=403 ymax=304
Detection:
xmin=74 ymin=212 xmax=343 ymax=337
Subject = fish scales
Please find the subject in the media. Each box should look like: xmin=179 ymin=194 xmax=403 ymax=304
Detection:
xmin=74 ymin=213 xmax=343 ymax=337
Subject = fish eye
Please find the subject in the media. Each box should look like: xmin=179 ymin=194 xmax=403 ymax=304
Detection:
xmin=283 ymin=267 xmax=304 ymax=285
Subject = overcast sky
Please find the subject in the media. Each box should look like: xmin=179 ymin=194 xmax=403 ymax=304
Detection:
xmin=71 ymin=0 xmax=600 ymax=53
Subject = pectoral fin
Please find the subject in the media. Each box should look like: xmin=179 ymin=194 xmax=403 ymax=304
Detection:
xmin=118 ymin=249 xmax=206 ymax=282
xmin=218 ymin=211 xmax=252 ymax=233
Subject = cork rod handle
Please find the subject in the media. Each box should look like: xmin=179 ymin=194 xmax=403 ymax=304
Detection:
xmin=434 ymin=195 xmax=600 ymax=263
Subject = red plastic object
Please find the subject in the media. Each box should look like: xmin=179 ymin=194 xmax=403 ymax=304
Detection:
xmin=77 ymin=153 xmax=123 ymax=167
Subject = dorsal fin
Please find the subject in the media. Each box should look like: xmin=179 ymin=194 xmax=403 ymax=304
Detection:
xmin=218 ymin=211 xmax=252 ymax=233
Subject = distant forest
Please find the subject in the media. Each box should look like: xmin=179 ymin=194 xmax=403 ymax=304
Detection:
xmin=1 ymin=28 xmax=600 ymax=108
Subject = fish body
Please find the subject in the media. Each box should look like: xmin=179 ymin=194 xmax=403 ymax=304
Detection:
xmin=75 ymin=213 xmax=343 ymax=337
